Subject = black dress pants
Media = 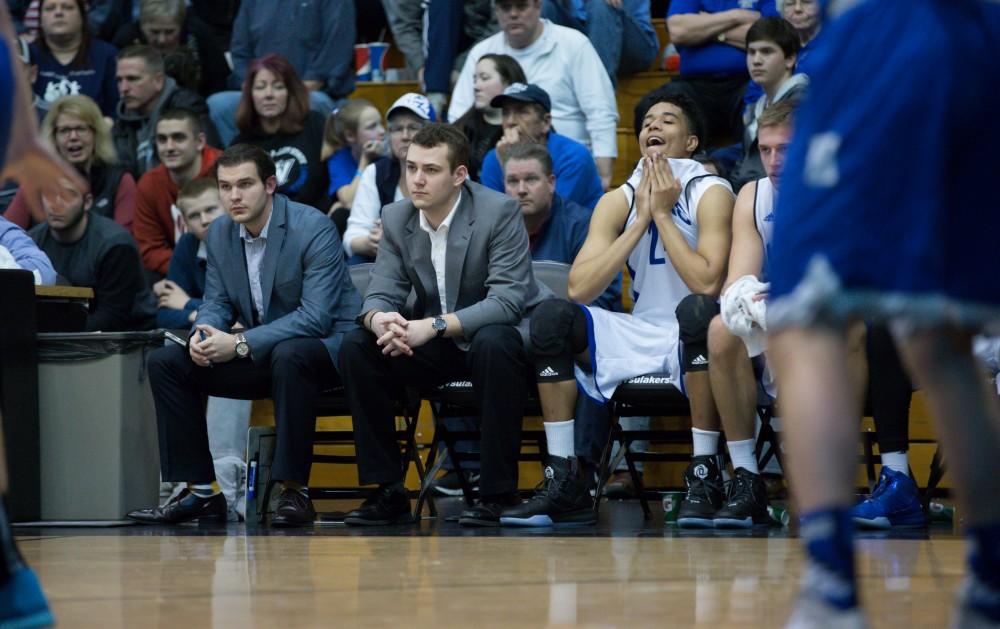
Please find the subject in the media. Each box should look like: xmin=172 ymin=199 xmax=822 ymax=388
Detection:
xmin=339 ymin=324 xmax=529 ymax=497
xmin=147 ymin=338 xmax=338 ymax=486
xmin=867 ymin=323 xmax=913 ymax=453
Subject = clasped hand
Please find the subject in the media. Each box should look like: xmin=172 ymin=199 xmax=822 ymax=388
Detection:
xmin=189 ymin=324 xmax=237 ymax=366
xmin=634 ymin=153 xmax=682 ymax=225
xmin=370 ymin=312 xmax=437 ymax=357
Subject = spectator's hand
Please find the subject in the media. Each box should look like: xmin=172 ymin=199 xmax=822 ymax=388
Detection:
xmin=193 ymin=324 xmax=237 ymax=363
xmin=495 ymin=126 xmax=523 ymax=165
xmin=362 ymin=139 xmax=387 ymax=162
xmin=603 ymin=0 xmax=623 ymax=8
xmin=405 ymin=318 xmax=437 ymax=351
xmin=371 ymin=311 xmax=412 ymax=356
xmin=189 ymin=330 xmax=212 ymax=367
xmin=157 ymin=280 xmax=191 ymax=310
xmin=729 ymin=8 xmax=761 ymax=23
xmin=648 ymin=153 xmax=682 ymax=223
xmin=303 ymin=80 xmax=325 ymax=92
xmin=152 ymin=278 xmax=169 ymax=296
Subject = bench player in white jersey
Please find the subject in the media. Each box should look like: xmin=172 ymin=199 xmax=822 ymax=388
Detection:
xmin=500 ymin=92 xmax=736 ymax=526
xmin=704 ymin=101 xmax=794 ymax=529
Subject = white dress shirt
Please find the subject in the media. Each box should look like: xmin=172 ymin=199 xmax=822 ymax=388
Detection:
xmin=239 ymin=209 xmax=273 ymax=320
xmin=418 ymin=191 xmax=462 ymax=316
xmin=343 ymin=161 xmax=406 ymax=257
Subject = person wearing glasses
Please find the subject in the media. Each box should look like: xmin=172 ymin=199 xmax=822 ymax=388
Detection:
xmin=342 ymin=93 xmax=436 ymax=264
xmin=3 ymin=94 xmax=137 ymax=232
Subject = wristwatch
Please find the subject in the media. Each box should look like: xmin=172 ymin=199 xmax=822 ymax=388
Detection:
xmin=432 ymin=317 xmax=448 ymax=338
xmin=234 ymin=333 xmax=250 ymax=359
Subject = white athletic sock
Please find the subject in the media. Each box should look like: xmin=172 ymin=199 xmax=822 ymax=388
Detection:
xmin=544 ymin=419 xmax=575 ymax=459
xmin=691 ymin=428 xmax=720 ymax=457
xmin=727 ymin=438 xmax=759 ymax=475
xmin=880 ymin=451 xmax=909 ymax=476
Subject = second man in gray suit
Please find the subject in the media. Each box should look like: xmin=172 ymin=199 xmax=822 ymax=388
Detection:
xmin=340 ymin=124 xmax=552 ymax=528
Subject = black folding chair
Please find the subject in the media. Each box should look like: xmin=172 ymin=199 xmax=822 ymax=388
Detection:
xmin=414 ymin=261 xmax=572 ymax=517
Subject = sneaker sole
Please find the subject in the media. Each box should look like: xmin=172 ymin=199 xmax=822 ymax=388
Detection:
xmin=500 ymin=513 xmax=597 ymax=528
xmin=676 ymin=517 xmax=715 ymax=529
xmin=714 ymin=516 xmax=772 ymax=529
xmin=853 ymin=515 xmax=926 ymax=530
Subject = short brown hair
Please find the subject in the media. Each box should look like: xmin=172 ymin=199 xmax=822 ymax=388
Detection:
xmin=500 ymin=143 xmax=552 ymax=177
xmin=214 ymin=144 xmax=276 ymax=184
xmin=410 ymin=123 xmax=469 ymax=172
xmin=117 ymin=44 xmax=165 ymax=75
xmin=176 ymin=177 xmax=218 ymax=208
xmin=158 ymin=107 xmax=203 ymax=136
xmin=758 ymin=100 xmax=796 ymax=132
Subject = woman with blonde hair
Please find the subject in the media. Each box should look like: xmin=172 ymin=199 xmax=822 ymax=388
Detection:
xmin=323 ymin=99 xmax=386 ymax=209
xmin=3 ymin=94 xmax=136 ymax=230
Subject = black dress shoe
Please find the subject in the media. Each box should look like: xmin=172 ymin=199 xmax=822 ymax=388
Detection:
xmin=127 ymin=490 xmax=227 ymax=524
xmin=458 ymin=493 xmax=521 ymax=528
xmin=343 ymin=485 xmax=413 ymax=526
xmin=270 ymin=488 xmax=316 ymax=528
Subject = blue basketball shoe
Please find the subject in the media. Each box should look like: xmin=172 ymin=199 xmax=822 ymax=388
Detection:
xmin=852 ymin=468 xmax=925 ymax=530
xmin=0 ymin=567 xmax=54 ymax=628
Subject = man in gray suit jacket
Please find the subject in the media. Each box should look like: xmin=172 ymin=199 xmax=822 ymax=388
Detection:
xmin=340 ymin=124 xmax=551 ymax=528
xmin=128 ymin=144 xmax=360 ymax=528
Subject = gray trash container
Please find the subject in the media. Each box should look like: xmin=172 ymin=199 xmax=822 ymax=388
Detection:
xmin=36 ymin=331 xmax=163 ymax=521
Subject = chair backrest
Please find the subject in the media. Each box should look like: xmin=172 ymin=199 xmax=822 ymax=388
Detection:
xmin=532 ymin=260 xmax=571 ymax=300
xmin=348 ymin=263 xmax=375 ymax=297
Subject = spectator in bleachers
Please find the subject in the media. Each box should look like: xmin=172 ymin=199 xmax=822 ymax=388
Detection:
xmin=380 ymin=0 xmax=423 ymax=80
xmin=0 ymin=216 xmax=56 ymax=284
xmin=323 ymin=99 xmax=387 ymax=211
xmin=728 ymin=17 xmax=806 ymax=189
xmin=154 ymin=176 xmax=220 ymax=329
xmin=113 ymin=45 xmax=217 ymax=178
xmin=780 ymin=0 xmax=823 ymax=76
xmin=111 ymin=0 xmax=201 ymax=93
xmin=422 ymin=0 xmax=497 ymax=114
xmin=454 ymin=54 xmax=526 ymax=182
xmin=5 ymin=95 xmax=136 ymax=231
xmin=541 ymin=0 xmax=658 ymax=85
xmin=340 ymin=124 xmax=550 ymax=528
xmin=208 ymin=0 xmax=356 ymax=147
xmin=127 ymin=144 xmax=361 ymax=528
xmin=448 ymin=0 xmax=619 ymax=190
xmin=502 ymin=142 xmax=620 ymax=310
xmin=31 ymin=0 xmax=119 ymax=117
xmin=343 ymin=93 xmax=435 ymax=264
xmin=134 ymin=107 xmax=221 ymax=278
xmin=30 ymin=177 xmax=156 ymax=331
xmin=13 ymin=37 xmax=47 ymax=121
xmin=500 ymin=92 xmax=735 ymax=528
xmin=479 ymin=83 xmax=603 ymax=210
xmin=186 ymin=0 xmax=239 ymax=96
xmin=231 ymin=54 xmax=331 ymax=213
xmin=665 ymin=0 xmax=778 ymax=149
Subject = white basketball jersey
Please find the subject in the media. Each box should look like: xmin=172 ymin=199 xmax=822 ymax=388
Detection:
xmin=753 ymin=176 xmax=776 ymax=282
xmin=622 ymin=159 xmax=733 ymax=321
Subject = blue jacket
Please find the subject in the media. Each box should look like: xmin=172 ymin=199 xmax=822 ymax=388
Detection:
xmin=0 ymin=216 xmax=56 ymax=284
xmin=156 ymin=232 xmax=206 ymax=329
xmin=480 ymin=132 xmax=604 ymax=210
xmin=531 ymin=195 xmax=621 ymax=311
xmin=229 ymin=0 xmax=356 ymax=99
xmin=197 ymin=194 xmax=360 ymax=365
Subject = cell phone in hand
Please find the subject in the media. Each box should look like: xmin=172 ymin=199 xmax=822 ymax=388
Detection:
xmin=163 ymin=330 xmax=188 ymax=347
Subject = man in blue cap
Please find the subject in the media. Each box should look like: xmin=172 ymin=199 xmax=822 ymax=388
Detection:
xmin=478 ymin=82 xmax=604 ymax=210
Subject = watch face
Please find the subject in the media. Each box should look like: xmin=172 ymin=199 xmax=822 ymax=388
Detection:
xmin=236 ymin=343 xmax=249 ymax=358
xmin=432 ymin=318 xmax=447 ymax=333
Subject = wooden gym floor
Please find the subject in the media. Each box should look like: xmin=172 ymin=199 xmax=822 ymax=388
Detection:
xmin=15 ymin=499 xmax=965 ymax=628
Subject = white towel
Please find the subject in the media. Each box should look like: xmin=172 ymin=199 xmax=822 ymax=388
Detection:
xmin=721 ymin=275 xmax=770 ymax=357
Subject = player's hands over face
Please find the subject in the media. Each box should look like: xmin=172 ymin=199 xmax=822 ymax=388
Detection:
xmin=372 ymin=311 xmax=412 ymax=357
xmin=193 ymin=325 xmax=237 ymax=364
xmin=633 ymin=157 xmax=654 ymax=225
xmin=647 ymin=153 xmax=681 ymax=223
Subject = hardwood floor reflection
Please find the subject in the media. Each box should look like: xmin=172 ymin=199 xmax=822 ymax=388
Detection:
xmin=18 ymin=533 xmax=964 ymax=627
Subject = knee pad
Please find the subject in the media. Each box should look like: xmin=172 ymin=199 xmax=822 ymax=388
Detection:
xmin=676 ymin=294 xmax=720 ymax=372
xmin=529 ymin=299 xmax=587 ymax=381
